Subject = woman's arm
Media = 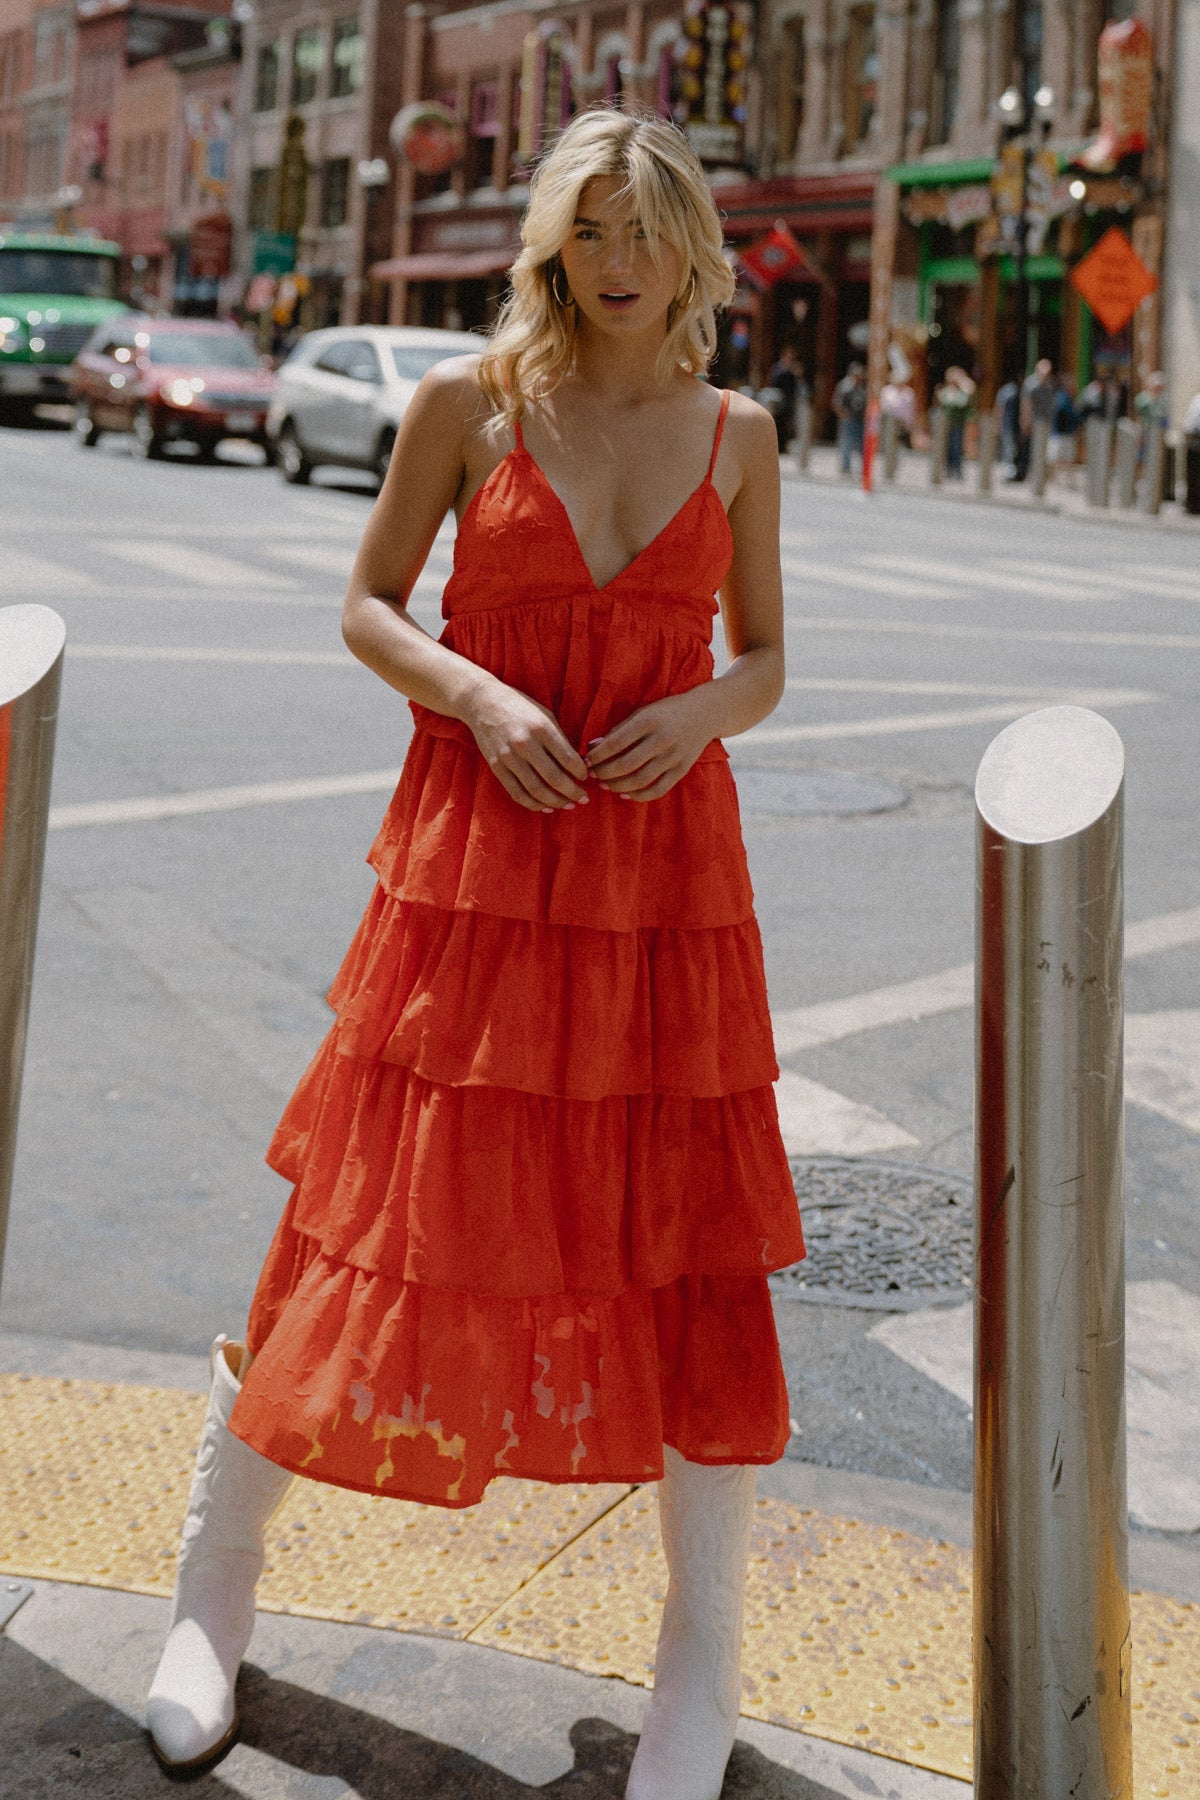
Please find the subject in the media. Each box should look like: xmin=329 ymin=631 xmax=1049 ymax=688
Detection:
xmin=342 ymin=360 xmax=589 ymax=813
xmin=586 ymin=397 xmax=785 ymax=800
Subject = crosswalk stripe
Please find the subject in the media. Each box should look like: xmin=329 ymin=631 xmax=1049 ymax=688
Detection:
xmin=774 ymin=1070 xmax=917 ymax=1156
xmin=3 ymin=548 xmax=98 ymax=592
xmin=783 ymin=560 xmax=929 ymax=599
xmin=48 ymin=768 xmax=404 ymax=830
xmin=105 ymin=540 xmax=300 ymax=590
xmin=867 ymin=554 xmax=1094 ymax=601
xmin=745 ymin=688 xmax=1155 ymax=747
xmin=789 ymin=615 xmax=1200 ymax=651
xmin=770 ymin=906 xmax=1200 ymax=1054
xmin=69 ymin=644 xmax=355 ymax=666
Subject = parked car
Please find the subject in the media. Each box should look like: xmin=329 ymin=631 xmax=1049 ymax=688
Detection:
xmin=0 ymin=231 xmax=126 ymax=422
xmin=267 ymin=325 xmax=482 ymax=486
xmin=70 ymin=316 xmax=276 ymax=459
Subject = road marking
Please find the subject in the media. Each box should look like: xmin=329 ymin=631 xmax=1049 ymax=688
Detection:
xmin=774 ymin=1070 xmax=917 ymax=1156
xmin=69 ymin=644 xmax=356 ymax=666
xmin=783 ymin=677 xmax=1115 ymax=698
xmin=2 ymin=548 xmax=99 ymax=592
xmin=105 ymin=540 xmax=301 ymax=590
xmin=744 ymin=688 xmax=1156 ymax=748
xmin=1122 ymin=563 xmax=1200 ymax=596
xmin=1125 ymin=1010 xmax=1200 ymax=1132
xmin=789 ymin=615 xmax=1200 ymax=651
xmin=48 ymin=767 xmax=404 ymax=830
xmin=869 ymin=1281 xmax=1200 ymax=1533
xmin=999 ymin=557 xmax=1198 ymax=600
xmin=770 ymin=908 xmax=1200 ymax=1054
xmin=866 ymin=554 xmax=1102 ymax=603
xmin=783 ymin=560 xmax=930 ymax=600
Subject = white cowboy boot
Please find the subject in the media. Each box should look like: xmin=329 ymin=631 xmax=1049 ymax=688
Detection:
xmin=146 ymin=1335 xmax=292 ymax=1770
xmin=626 ymin=1447 xmax=757 ymax=1800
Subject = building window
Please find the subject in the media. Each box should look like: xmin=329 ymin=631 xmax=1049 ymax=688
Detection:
xmin=254 ymin=42 xmax=279 ymax=111
xmin=292 ymin=28 xmax=322 ymax=106
xmin=930 ymin=0 xmax=960 ymax=142
xmin=517 ymin=23 xmax=572 ymax=162
xmin=249 ymin=165 xmax=274 ymax=230
xmin=331 ymin=16 xmax=363 ymax=97
xmin=778 ymin=17 xmax=806 ymax=158
xmin=843 ymin=4 xmax=878 ymax=149
xmin=463 ymin=78 xmax=499 ymax=189
xmin=321 ymin=155 xmax=349 ymax=226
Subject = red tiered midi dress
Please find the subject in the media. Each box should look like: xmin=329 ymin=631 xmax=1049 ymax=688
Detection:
xmin=230 ymin=389 xmax=805 ymax=1508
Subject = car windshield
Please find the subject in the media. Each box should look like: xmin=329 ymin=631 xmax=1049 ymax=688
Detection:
xmin=391 ymin=343 xmax=476 ymax=381
xmin=143 ymin=332 xmax=259 ymax=369
xmin=0 ymin=248 xmax=120 ymax=299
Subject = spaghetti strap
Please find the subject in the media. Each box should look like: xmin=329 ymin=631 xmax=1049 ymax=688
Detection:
xmin=706 ymin=389 xmax=732 ymax=480
xmin=512 ymin=415 xmax=525 ymax=453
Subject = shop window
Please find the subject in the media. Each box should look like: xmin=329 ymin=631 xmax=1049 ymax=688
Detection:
xmin=930 ymin=0 xmax=960 ymax=143
xmin=292 ymin=28 xmax=323 ymax=106
xmin=321 ymin=156 xmax=349 ymax=226
xmin=248 ymin=166 xmax=274 ymax=230
xmin=331 ymin=16 xmax=363 ymax=97
xmin=516 ymin=23 xmax=573 ymax=162
xmin=777 ymin=16 xmax=806 ymax=159
xmin=254 ymin=42 xmax=279 ymax=111
xmin=465 ymin=79 xmax=500 ymax=189
xmin=843 ymin=5 xmax=877 ymax=149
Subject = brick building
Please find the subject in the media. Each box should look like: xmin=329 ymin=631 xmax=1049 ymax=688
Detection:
xmin=0 ymin=0 xmax=74 ymax=224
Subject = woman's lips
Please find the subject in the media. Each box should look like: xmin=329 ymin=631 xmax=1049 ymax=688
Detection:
xmin=598 ymin=293 xmax=639 ymax=312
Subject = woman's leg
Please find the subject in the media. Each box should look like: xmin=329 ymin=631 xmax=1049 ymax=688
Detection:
xmin=626 ymin=1448 xmax=757 ymax=1800
xmin=145 ymin=1336 xmax=293 ymax=1771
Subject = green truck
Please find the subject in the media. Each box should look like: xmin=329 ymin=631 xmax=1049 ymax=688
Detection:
xmin=0 ymin=232 xmax=126 ymax=421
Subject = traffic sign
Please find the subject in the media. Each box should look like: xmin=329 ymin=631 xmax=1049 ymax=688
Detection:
xmin=1070 ymin=226 xmax=1157 ymax=335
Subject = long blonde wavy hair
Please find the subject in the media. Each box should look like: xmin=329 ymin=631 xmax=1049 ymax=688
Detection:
xmin=477 ymin=109 xmax=734 ymax=425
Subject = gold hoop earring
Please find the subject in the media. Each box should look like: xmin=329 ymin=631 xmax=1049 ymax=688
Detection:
xmin=669 ymin=272 xmax=699 ymax=326
xmin=551 ymin=265 xmax=574 ymax=310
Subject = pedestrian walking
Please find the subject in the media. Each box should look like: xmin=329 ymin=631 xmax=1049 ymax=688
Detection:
xmin=935 ymin=366 xmax=975 ymax=478
xmin=995 ymin=377 xmax=1020 ymax=474
xmin=1009 ymin=357 xmax=1056 ymax=482
xmin=833 ymin=359 xmax=867 ymax=474
xmin=1134 ymin=370 xmax=1170 ymax=434
xmin=1048 ymin=376 xmax=1079 ymax=482
xmin=145 ymin=107 xmax=805 ymax=1797
xmin=880 ymin=374 xmax=916 ymax=444
xmin=765 ymin=343 xmax=807 ymax=452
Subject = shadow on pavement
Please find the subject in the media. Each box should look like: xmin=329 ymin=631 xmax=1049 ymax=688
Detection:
xmin=0 ymin=1640 xmax=848 ymax=1798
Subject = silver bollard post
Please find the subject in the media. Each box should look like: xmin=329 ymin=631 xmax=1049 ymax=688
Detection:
xmin=880 ymin=409 xmax=900 ymax=482
xmin=0 ymin=606 xmax=66 ymax=1290
xmin=929 ymin=408 xmax=948 ymax=486
xmin=1113 ymin=418 xmax=1139 ymax=508
xmin=977 ymin=410 xmax=996 ymax=495
xmin=1139 ymin=418 xmax=1165 ymax=516
xmin=1085 ymin=415 xmax=1113 ymax=508
xmin=1029 ymin=416 xmax=1050 ymax=499
xmin=974 ymin=705 xmax=1131 ymax=1800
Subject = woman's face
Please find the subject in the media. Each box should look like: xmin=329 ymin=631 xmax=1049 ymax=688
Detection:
xmin=557 ymin=175 xmax=684 ymax=341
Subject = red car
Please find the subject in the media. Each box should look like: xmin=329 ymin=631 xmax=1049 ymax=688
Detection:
xmin=70 ymin=315 xmax=276 ymax=460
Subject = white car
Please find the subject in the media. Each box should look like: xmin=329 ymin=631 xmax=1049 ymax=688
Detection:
xmin=268 ymin=324 xmax=483 ymax=486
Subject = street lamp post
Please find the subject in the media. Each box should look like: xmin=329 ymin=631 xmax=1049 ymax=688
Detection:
xmin=996 ymin=83 xmax=1055 ymax=386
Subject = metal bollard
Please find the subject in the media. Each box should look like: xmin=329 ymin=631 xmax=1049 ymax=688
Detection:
xmin=881 ymin=410 xmax=900 ymax=482
xmin=1085 ymin=415 xmax=1113 ymax=508
xmin=929 ymin=408 xmax=948 ymax=486
xmin=792 ymin=396 xmax=812 ymax=474
xmin=1029 ymin=416 xmax=1050 ymax=499
xmin=0 ymin=606 xmax=66 ymax=1291
xmin=1113 ymin=418 xmax=1139 ymax=508
xmin=977 ymin=411 xmax=996 ymax=495
xmin=1139 ymin=419 xmax=1165 ymax=516
xmin=974 ymin=705 xmax=1131 ymax=1800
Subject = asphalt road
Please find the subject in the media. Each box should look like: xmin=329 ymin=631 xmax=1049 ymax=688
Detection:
xmin=3 ymin=411 xmax=1200 ymax=1506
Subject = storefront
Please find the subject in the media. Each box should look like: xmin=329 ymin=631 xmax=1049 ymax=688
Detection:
xmin=711 ymin=171 xmax=876 ymax=435
xmin=372 ymin=210 xmax=520 ymax=333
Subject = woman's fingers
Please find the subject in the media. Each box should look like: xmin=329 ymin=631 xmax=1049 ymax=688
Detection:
xmin=491 ymin=765 xmax=554 ymax=813
xmin=589 ymin=738 xmax=661 ymax=781
xmin=594 ymin=753 xmax=673 ymax=794
xmin=585 ymin=715 xmax=647 ymax=769
xmin=523 ymin=739 xmax=589 ymax=803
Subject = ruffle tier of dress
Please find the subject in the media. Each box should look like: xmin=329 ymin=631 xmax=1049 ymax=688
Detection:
xmin=229 ymin=421 xmax=805 ymax=1508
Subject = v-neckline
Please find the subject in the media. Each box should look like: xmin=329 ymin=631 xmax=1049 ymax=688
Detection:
xmin=518 ymin=446 xmax=716 ymax=595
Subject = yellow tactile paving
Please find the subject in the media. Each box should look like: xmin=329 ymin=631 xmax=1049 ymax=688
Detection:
xmin=1 ymin=1372 xmax=1198 ymax=1794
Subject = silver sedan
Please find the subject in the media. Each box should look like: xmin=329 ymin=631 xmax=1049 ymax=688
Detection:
xmin=268 ymin=324 xmax=482 ymax=486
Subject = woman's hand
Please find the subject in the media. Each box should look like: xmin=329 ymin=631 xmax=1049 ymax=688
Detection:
xmin=464 ymin=678 xmax=591 ymax=813
xmin=585 ymin=688 xmax=719 ymax=802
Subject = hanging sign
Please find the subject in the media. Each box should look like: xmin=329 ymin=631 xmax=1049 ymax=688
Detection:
xmin=675 ymin=0 xmax=751 ymax=167
xmin=738 ymin=221 xmax=807 ymax=287
xmin=275 ymin=115 xmax=308 ymax=237
xmin=190 ymin=211 xmax=232 ymax=280
xmin=1079 ymin=18 xmax=1153 ymax=171
xmin=389 ymin=102 xmax=465 ymax=177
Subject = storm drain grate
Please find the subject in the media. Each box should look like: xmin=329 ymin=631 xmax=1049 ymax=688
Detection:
xmin=770 ymin=1157 xmax=973 ymax=1310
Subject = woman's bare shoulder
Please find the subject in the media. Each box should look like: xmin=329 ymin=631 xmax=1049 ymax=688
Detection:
xmin=714 ymin=387 xmax=779 ymax=499
xmin=405 ymin=352 xmax=493 ymax=444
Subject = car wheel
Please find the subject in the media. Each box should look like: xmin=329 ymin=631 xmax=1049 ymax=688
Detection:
xmin=131 ymin=404 xmax=165 ymax=460
xmin=373 ymin=426 xmax=397 ymax=487
xmin=277 ymin=420 xmax=312 ymax=485
xmin=74 ymin=404 xmax=101 ymax=447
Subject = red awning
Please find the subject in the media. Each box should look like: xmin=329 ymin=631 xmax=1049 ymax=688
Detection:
xmin=713 ymin=172 xmax=876 ymax=239
xmin=370 ymin=246 xmax=519 ymax=281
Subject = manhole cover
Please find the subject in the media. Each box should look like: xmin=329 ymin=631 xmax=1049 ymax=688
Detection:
xmin=769 ymin=1157 xmax=973 ymax=1310
xmin=732 ymin=766 xmax=908 ymax=817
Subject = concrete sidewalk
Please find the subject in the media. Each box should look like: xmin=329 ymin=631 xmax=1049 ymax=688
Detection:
xmin=3 ymin=1335 xmax=1200 ymax=1798
xmin=790 ymin=441 xmax=1200 ymax=534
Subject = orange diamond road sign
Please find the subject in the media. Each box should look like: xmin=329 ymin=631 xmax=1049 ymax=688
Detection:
xmin=1070 ymin=226 xmax=1158 ymax=335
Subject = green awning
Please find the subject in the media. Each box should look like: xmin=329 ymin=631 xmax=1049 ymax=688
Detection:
xmin=886 ymin=157 xmax=995 ymax=188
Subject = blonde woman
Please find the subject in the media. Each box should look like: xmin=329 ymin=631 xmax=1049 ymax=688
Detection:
xmin=147 ymin=108 xmax=804 ymax=1799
